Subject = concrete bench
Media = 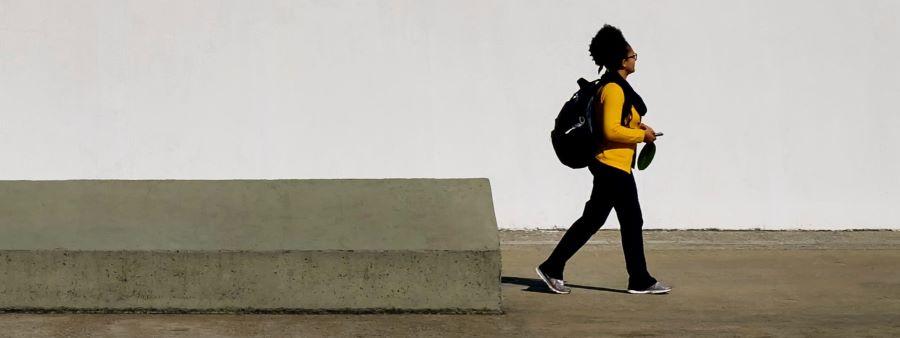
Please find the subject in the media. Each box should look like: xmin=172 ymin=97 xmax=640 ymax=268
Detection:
xmin=0 ymin=179 xmax=500 ymax=313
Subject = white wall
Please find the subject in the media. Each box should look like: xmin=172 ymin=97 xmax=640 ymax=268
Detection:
xmin=1 ymin=0 xmax=898 ymax=229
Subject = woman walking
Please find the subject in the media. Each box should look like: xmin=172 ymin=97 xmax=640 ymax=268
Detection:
xmin=536 ymin=24 xmax=671 ymax=295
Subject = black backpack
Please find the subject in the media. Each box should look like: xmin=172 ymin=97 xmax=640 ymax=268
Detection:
xmin=550 ymin=78 xmax=603 ymax=169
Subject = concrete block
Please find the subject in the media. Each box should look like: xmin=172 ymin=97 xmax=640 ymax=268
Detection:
xmin=0 ymin=179 xmax=500 ymax=313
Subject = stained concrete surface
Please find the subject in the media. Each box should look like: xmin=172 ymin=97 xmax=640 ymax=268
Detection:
xmin=1 ymin=230 xmax=898 ymax=337
xmin=0 ymin=250 xmax=500 ymax=311
xmin=0 ymin=179 xmax=500 ymax=312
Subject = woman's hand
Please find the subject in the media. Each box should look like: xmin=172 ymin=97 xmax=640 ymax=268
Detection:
xmin=643 ymin=128 xmax=656 ymax=143
xmin=640 ymin=123 xmax=656 ymax=143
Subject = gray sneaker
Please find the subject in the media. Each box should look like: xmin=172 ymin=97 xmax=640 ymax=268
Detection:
xmin=535 ymin=266 xmax=571 ymax=294
xmin=627 ymin=281 xmax=672 ymax=294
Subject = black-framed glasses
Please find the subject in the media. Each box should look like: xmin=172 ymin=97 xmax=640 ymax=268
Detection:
xmin=626 ymin=54 xmax=638 ymax=61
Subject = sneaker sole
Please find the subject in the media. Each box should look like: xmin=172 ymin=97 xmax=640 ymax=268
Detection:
xmin=627 ymin=288 xmax=671 ymax=294
xmin=535 ymin=267 xmax=570 ymax=294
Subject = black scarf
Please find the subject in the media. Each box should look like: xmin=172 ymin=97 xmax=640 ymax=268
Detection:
xmin=598 ymin=71 xmax=647 ymax=126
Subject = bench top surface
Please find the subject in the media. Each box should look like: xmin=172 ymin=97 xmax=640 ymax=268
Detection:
xmin=0 ymin=179 xmax=498 ymax=251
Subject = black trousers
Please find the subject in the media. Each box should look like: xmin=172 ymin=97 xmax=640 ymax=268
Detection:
xmin=541 ymin=160 xmax=657 ymax=290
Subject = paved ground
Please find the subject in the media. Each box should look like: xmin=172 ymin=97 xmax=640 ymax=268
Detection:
xmin=1 ymin=230 xmax=898 ymax=337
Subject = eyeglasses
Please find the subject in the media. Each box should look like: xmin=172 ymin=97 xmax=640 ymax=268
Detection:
xmin=626 ymin=54 xmax=638 ymax=61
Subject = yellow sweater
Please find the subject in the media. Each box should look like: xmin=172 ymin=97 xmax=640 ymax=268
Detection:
xmin=593 ymin=82 xmax=646 ymax=174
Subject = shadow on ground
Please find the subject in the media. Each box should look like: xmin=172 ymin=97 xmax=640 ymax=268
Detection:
xmin=500 ymin=276 xmax=629 ymax=294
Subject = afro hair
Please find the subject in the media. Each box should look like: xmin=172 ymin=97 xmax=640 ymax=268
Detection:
xmin=589 ymin=24 xmax=631 ymax=73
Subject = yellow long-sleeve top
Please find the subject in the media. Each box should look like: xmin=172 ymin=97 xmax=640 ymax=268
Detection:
xmin=594 ymin=82 xmax=646 ymax=174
